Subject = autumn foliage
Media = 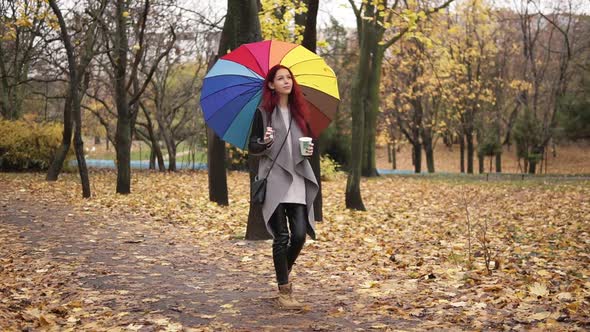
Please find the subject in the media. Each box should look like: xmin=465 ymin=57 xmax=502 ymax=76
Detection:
xmin=1 ymin=170 xmax=589 ymax=329
xmin=0 ymin=120 xmax=71 ymax=171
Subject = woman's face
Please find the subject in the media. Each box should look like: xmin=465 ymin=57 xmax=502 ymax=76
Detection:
xmin=269 ymin=68 xmax=293 ymax=96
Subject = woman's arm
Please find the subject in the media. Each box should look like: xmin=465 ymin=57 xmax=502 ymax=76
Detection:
xmin=249 ymin=109 xmax=272 ymax=156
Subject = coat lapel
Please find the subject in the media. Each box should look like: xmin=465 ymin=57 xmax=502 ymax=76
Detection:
xmin=272 ymin=107 xmax=293 ymax=173
xmin=271 ymin=106 xmax=316 ymax=183
xmin=290 ymin=122 xmax=305 ymax=165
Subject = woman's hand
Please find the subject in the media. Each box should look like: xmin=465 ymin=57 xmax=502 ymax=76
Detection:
xmin=263 ymin=126 xmax=274 ymax=144
xmin=306 ymin=142 xmax=314 ymax=156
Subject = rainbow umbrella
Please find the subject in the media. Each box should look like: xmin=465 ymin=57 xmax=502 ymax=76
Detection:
xmin=200 ymin=40 xmax=340 ymax=149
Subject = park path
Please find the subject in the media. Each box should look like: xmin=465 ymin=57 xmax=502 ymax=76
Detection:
xmin=0 ymin=182 xmax=364 ymax=331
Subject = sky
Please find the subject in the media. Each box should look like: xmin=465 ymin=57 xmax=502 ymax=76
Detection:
xmin=193 ymin=0 xmax=357 ymax=28
xmin=194 ymin=0 xmax=590 ymax=31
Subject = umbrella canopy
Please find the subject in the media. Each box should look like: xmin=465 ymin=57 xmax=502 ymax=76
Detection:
xmin=200 ymin=40 xmax=340 ymax=149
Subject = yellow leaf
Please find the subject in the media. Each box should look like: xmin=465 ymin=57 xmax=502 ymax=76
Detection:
xmin=528 ymin=311 xmax=551 ymax=321
xmin=556 ymin=292 xmax=573 ymax=301
xmin=528 ymin=282 xmax=549 ymax=297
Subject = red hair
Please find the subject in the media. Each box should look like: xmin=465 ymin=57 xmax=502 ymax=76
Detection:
xmin=261 ymin=65 xmax=311 ymax=137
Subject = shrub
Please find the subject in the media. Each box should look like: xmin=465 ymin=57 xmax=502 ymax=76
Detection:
xmin=0 ymin=120 xmax=68 ymax=171
xmin=556 ymin=94 xmax=590 ymax=140
xmin=227 ymin=145 xmax=249 ymax=171
xmin=512 ymin=108 xmax=543 ymax=163
xmin=320 ymin=155 xmax=342 ymax=181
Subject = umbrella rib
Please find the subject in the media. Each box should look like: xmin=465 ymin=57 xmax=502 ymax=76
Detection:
xmin=208 ymin=73 xmax=261 ymax=82
xmin=306 ymin=98 xmax=337 ymax=118
xmin=216 ymin=59 xmax=264 ymax=80
xmin=241 ymin=45 xmax=265 ymax=76
xmin=299 ymin=86 xmax=339 ymax=115
xmin=203 ymin=85 xmax=262 ymax=121
xmin=201 ymin=80 xmax=261 ymax=100
xmin=308 ymin=102 xmax=333 ymax=129
xmin=285 ymin=57 xmax=326 ymax=67
xmin=296 ymin=74 xmax=338 ymax=79
xmin=221 ymin=90 xmax=262 ymax=141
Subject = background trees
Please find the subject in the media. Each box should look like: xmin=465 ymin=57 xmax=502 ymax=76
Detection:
xmin=0 ymin=0 xmax=50 ymax=120
xmin=345 ymin=0 xmax=454 ymax=210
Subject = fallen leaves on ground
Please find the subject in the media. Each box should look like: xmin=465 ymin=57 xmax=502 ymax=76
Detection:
xmin=1 ymin=170 xmax=589 ymax=330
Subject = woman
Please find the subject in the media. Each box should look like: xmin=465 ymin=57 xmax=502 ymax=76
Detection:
xmin=249 ymin=64 xmax=319 ymax=310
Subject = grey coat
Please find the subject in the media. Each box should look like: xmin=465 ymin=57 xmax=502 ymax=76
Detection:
xmin=249 ymin=107 xmax=318 ymax=239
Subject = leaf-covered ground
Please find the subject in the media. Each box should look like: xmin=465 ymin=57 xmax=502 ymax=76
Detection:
xmin=1 ymin=170 xmax=589 ymax=331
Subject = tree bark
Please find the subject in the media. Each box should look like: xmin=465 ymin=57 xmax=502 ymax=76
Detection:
xmin=46 ymin=94 xmax=73 ymax=181
xmin=299 ymin=0 xmax=322 ymax=221
xmin=495 ymin=153 xmax=502 ymax=173
xmin=460 ymin=134 xmax=465 ymax=173
xmin=391 ymin=142 xmax=397 ymax=170
xmin=207 ymin=128 xmax=228 ymax=205
xmin=478 ymin=154 xmax=484 ymax=174
xmin=73 ymin=117 xmax=91 ymax=197
xmin=115 ymin=0 xmax=132 ymax=194
xmin=168 ymin=145 xmax=177 ymax=171
xmin=422 ymin=130 xmax=435 ymax=173
xmin=361 ymin=46 xmax=383 ymax=178
xmin=413 ymin=142 xmax=422 ymax=173
xmin=47 ymin=0 xmax=97 ymax=197
xmin=150 ymin=149 xmax=156 ymax=169
xmin=346 ymin=2 xmax=374 ymax=211
xmin=141 ymin=105 xmax=165 ymax=171
xmin=211 ymin=0 xmax=261 ymax=208
xmin=466 ymin=129 xmax=474 ymax=174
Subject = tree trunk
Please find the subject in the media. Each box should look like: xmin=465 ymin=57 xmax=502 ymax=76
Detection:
xmin=46 ymin=94 xmax=73 ymax=181
xmin=73 ymin=116 xmax=91 ymax=198
xmin=298 ymin=0 xmax=322 ymax=221
xmin=211 ymin=0 xmax=261 ymax=207
xmin=424 ymin=141 xmax=434 ymax=173
xmin=208 ymin=128 xmax=228 ymax=205
xmin=115 ymin=117 xmax=132 ymax=194
xmin=422 ymin=129 xmax=435 ymax=173
xmin=460 ymin=134 xmax=465 ymax=173
xmin=114 ymin=0 xmax=131 ymax=194
xmin=154 ymin=141 xmax=165 ymax=171
xmin=158 ymin=117 xmax=176 ymax=172
xmin=413 ymin=142 xmax=422 ymax=173
xmin=466 ymin=130 xmax=474 ymax=174
xmin=47 ymin=0 xmax=93 ymax=197
xmin=478 ymin=154 xmax=484 ymax=174
xmin=310 ymin=140 xmax=322 ymax=221
xmin=387 ymin=143 xmax=392 ymax=162
xmin=168 ymin=142 xmax=177 ymax=172
xmin=495 ymin=152 xmax=502 ymax=173
xmin=142 ymin=104 xmax=165 ymax=171
xmin=528 ymin=161 xmax=536 ymax=174
xmin=362 ymin=43 xmax=384 ymax=178
xmin=150 ymin=149 xmax=156 ymax=169
xmin=528 ymin=145 xmax=543 ymax=174
xmin=391 ymin=142 xmax=397 ymax=170
xmin=346 ymin=5 xmax=373 ymax=211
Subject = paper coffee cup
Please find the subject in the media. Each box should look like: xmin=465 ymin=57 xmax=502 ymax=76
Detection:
xmin=299 ymin=137 xmax=312 ymax=156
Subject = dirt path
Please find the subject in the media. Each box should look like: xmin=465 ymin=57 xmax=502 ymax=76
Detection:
xmin=0 ymin=183 xmax=366 ymax=331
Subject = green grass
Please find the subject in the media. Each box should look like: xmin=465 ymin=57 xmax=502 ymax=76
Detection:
xmin=86 ymin=141 xmax=206 ymax=162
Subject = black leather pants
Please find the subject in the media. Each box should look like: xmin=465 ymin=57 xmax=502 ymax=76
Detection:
xmin=268 ymin=203 xmax=308 ymax=285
